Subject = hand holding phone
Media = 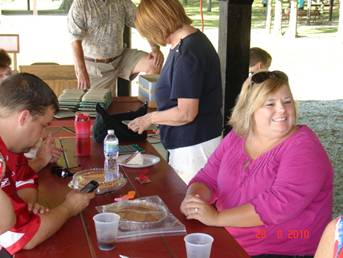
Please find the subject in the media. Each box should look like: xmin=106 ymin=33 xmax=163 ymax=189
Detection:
xmin=80 ymin=180 xmax=99 ymax=193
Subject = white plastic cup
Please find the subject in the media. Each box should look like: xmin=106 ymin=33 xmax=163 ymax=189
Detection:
xmin=184 ymin=233 xmax=214 ymax=258
xmin=93 ymin=212 xmax=120 ymax=251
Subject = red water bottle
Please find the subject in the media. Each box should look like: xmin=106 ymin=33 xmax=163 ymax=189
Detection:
xmin=74 ymin=113 xmax=91 ymax=156
xmin=74 ymin=112 xmax=91 ymax=137
xmin=76 ymin=137 xmax=91 ymax=156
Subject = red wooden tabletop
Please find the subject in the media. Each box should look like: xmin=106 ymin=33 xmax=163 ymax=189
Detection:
xmin=16 ymin=97 xmax=250 ymax=258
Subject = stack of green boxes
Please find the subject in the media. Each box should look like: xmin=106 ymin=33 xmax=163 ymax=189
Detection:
xmin=55 ymin=88 xmax=112 ymax=119
xmin=79 ymin=88 xmax=112 ymax=117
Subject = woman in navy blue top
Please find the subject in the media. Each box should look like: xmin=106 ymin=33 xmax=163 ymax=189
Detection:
xmin=128 ymin=0 xmax=223 ymax=183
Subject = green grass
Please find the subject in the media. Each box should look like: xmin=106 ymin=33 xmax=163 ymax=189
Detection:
xmin=184 ymin=2 xmax=220 ymax=27
xmin=181 ymin=0 xmax=339 ymax=35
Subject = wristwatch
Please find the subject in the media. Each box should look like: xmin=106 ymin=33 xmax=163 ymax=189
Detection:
xmin=0 ymin=153 xmax=6 ymax=179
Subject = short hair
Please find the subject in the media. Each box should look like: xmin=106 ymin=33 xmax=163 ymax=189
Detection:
xmin=249 ymin=47 xmax=272 ymax=68
xmin=0 ymin=73 xmax=59 ymax=117
xmin=229 ymin=71 xmax=296 ymax=136
xmin=0 ymin=49 xmax=11 ymax=68
xmin=135 ymin=0 xmax=192 ymax=46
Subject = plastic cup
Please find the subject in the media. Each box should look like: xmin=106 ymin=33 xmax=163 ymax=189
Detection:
xmin=93 ymin=212 xmax=120 ymax=251
xmin=184 ymin=233 xmax=214 ymax=258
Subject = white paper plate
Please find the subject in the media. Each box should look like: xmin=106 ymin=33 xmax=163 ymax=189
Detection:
xmin=118 ymin=154 xmax=160 ymax=168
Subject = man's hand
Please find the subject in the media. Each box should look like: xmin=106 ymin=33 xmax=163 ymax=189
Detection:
xmin=71 ymin=40 xmax=91 ymax=90
xmin=76 ymin=68 xmax=91 ymax=90
xmin=35 ymin=134 xmax=62 ymax=167
xmin=62 ymin=190 xmax=95 ymax=217
xmin=149 ymin=49 xmax=164 ymax=73
xmin=28 ymin=202 xmax=50 ymax=215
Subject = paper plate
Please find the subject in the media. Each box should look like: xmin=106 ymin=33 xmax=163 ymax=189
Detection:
xmin=117 ymin=154 xmax=160 ymax=168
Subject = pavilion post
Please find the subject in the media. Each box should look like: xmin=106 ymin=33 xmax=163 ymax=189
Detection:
xmin=218 ymin=0 xmax=253 ymax=135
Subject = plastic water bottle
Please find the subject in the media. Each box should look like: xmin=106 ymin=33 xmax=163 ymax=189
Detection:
xmin=103 ymin=129 xmax=120 ymax=181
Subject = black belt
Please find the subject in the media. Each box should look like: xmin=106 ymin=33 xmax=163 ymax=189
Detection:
xmin=84 ymin=55 xmax=121 ymax=63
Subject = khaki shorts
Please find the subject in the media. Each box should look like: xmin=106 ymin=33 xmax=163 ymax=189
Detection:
xmin=86 ymin=48 xmax=147 ymax=96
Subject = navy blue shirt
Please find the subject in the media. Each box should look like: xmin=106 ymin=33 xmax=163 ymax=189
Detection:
xmin=155 ymin=30 xmax=223 ymax=149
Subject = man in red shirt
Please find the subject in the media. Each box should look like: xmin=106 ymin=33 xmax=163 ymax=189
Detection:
xmin=0 ymin=153 xmax=15 ymax=258
xmin=0 ymin=49 xmax=62 ymax=173
xmin=0 ymin=73 xmax=95 ymax=255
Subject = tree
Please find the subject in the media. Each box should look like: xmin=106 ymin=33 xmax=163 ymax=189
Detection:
xmin=207 ymin=0 xmax=212 ymax=12
xmin=265 ymin=0 xmax=273 ymax=33
xmin=273 ymin=0 xmax=283 ymax=36
xmin=338 ymin=0 xmax=343 ymax=39
xmin=285 ymin=0 xmax=298 ymax=37
xmin=59 ymin=0 xmax=73 ymax=13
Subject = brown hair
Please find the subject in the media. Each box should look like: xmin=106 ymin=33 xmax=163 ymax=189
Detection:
xmin=0 ymin=49 xmax=11 ymax=68
xmin=0 ymin=73 xmax=59 ymax=117
xmin=229 ymin=71 xmax=296 ymax=136
xmin=249 ymin=47 xmax=272 ymax=69
xmin=135 ymin=0 xmax=192 ymax=46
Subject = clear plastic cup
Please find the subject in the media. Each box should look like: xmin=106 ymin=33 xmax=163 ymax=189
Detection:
xmin=184 ymin=233 xmax=214 ymax=258
xmin=93 ymin=212 xmax=120 ymax=251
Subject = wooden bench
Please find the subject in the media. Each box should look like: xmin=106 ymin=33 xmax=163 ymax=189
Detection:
xmin=19 ymin=64 xmax=77 ymax=97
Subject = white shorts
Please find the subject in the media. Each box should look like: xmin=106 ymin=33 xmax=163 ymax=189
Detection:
xmin=168 ymin=136 xmax=222 ymax=184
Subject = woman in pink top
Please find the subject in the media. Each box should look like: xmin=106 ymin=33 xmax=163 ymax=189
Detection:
xmin=180 ymin=71 xmax=333 ymax=258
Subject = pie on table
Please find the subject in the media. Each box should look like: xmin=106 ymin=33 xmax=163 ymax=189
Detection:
xmin=106 ymin=201 xmax=167 ymax=223
xmin=73 ymin=169 xmax=123 ymax=192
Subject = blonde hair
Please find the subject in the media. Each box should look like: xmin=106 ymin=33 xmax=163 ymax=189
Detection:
xmin=229 ymin=71 xmax=296 ymax=136
xmin=135 ymin=0 xmax=192 ymax=46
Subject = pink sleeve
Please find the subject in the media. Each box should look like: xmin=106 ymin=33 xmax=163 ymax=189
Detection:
xmin=251 ymin=131 xmax=332 ymax=225
xmin=189 ymin=132 xmax=236 ymax=200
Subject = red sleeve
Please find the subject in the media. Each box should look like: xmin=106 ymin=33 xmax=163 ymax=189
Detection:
xmin=14 ymin=154 xmax=38 ymax=190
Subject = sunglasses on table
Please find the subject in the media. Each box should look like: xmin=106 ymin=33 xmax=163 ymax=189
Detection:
xmin=250 ymin=70 xmax=288 ymax=87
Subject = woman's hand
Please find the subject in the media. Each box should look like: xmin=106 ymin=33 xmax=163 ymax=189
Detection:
xmin=28 ymin=202 xmax=50 ymax=215
xmin=180 ymin=193 xmax=194 ymax=215
xmin=181 ymin=194 xmax=219 ymax=226
xmin=128 ymin=113 xmax=153 ymax=134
